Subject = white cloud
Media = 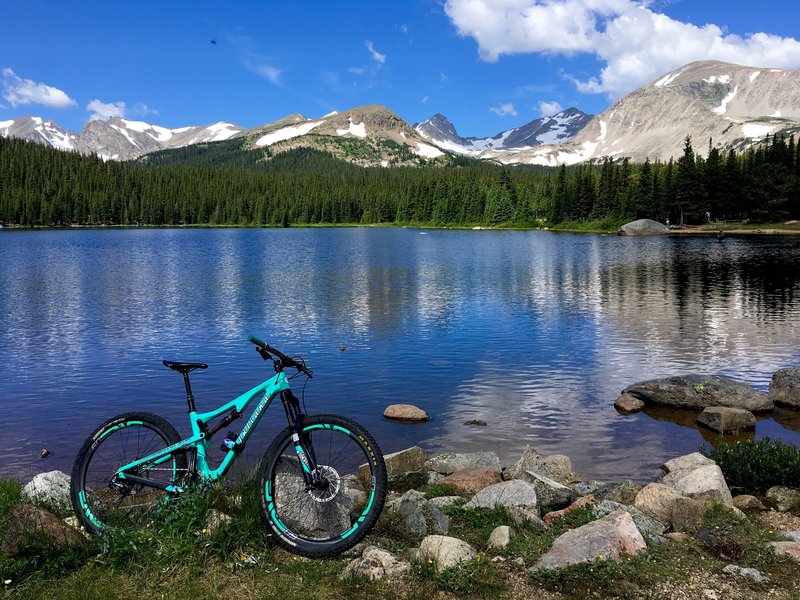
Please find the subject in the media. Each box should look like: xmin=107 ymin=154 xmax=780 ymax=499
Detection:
xmin=422 ymin=95 xmax=430 ymax=104
xmin=247 ymin=62 xmax=282 ymax=85
xmin=365 ymin=40 xmax=386 ymax=65
xmin=2 ymin=68 xmax=76 ymax=108
xmin=490 ymin=102 xmax=517 ymax=116
xmin=349 ymin=67 xmax=366 ymax=75
xmin=444 ymin=0 xmax=800 ymax=98
xmin=400 ymin=24 xmax=409 ymax=34
xmin=87 ymin=99 xmax=126 ymax=121
xmin=131 ymin=102 xmax=158 ymax=117
xmin=538 ymin=100 xmax=563 ymax=116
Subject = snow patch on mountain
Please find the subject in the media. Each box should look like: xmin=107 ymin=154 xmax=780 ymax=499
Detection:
xmin=414 ymin=142 xmax=443 ymax=158
xmin=750 ymin=71 xmax=761 ymax=82
xmin=336 ymin=118 xmax=367 ymax=138
xmin=712 ymin=85 xmax=738 ymax=114
xmin=255 ymin=121 xmax=323 ymax=146
xmin=742 ymin=123 xmax=775 ymax=138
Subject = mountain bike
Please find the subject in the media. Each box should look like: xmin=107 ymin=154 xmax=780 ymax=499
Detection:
xmin=70 ymin=336 xmax=387 ymax=558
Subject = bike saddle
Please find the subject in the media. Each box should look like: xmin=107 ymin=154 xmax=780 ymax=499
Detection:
xmin=162 ymin=360 xmax=208 ymax=374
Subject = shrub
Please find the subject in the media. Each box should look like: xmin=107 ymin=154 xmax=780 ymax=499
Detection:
xmin=702 ymin=437 xmax=800 ymax=493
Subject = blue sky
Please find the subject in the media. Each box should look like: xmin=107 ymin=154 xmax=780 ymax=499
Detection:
xmin=2 ymin=0 xmax=800 ymax=138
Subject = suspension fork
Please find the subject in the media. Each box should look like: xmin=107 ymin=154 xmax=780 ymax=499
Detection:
xmin=280 ymin=390 xmax=321 ymax=487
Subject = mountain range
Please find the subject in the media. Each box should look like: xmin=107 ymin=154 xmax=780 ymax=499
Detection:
xmin=2 ymin=60 xmax=799 ymax=167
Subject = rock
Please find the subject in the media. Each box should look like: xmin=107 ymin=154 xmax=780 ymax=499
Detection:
xmin=383 ymin=404 xmax=430 ymax=422
xmin=419 ymin=535 xmax=477 ymax=571
xmin=592 ymin=500 xmax=667 ymax=537
xmin=519 ymin=470 xmax=575 ymax=510
xmin=438 ymin=468 xmax=502 ymax=494
xmin=779 ymin=531 xmax=800 ymax=542
xmin=427 ymin=471 xmax=443 ymax=485
xmin=769 ymin=367 xmax=800 ymax=408
xmin=488 ymin=525 xmax=512 ymax=548
xmin=766 ymin=486 xmax=800 ymax=512
xmin=670 ymin=496 xmax=708 ymax=533
xmin=341 ymin=546 xmax=411 ymax=581
xmin=462 ymin=480 xmax=538 ymax=512
xmin=205 ymin=509 xmax=232 ymax=535
xmin=22 ymin=470 xmax=71 ymax=509
xmin=617 ymin=219 xmax=669 ymax=236
xmin=661 ymin=452 xmax=716 ymax=474
xmin=532 ymin=510 xmax=647 ymax=570
xmin=666 ymin=532 xmax=690 ymax=542
xmin=508 ymin=506 xmax=549 ymax=530
xmin=732 ymin=495 xmax=766 ymax=511
xmin=391 ymin=490 xmax=449 ymax=537
xmin=39 ymin=449 xmax=49 ymax=458
xmin=614 ymin=393 xmax=645 ymax=414
xmin=424 ymin=451 xmax=501 ymax=475
xmin=634 ymin=483 xmax=685 ymax=524
xmin=428 ymin=496 xmax=464 ymax=509
xmin=621 ymin=375 xmax=772 ymax=412
xmin=2 ymin=504 xmax=85 ymax=556
xmin=361 ymin=446 xmax=428 ymax=480
xmin=577 ymin=480 xmax=641 ymax=505
xmin=464 ymin=419 xmax=487 ymax=427
xmin=508 ymin=446 xmax=580 ymax=484
xmin=543 ymin=495 xmax=596 ymax=525
xmin=659 ymin=454 xmax=733 ymax=506
xmin=696 ymin=407 xmax=756 ymax=433
xmin=722 ymin=564 xmax=768 ymax=583
xmin=768 ymin=541 xmax=800 ymax=562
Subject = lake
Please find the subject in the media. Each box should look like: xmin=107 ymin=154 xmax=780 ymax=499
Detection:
xmin=1 ymin=227 xmax=799 ymax=483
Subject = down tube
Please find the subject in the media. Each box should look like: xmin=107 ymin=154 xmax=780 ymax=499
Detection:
xmin=213 ymin=373 xmax=289 ymax=478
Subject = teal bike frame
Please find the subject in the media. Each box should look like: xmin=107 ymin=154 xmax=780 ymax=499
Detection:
xmin=115 ymin=371 xmax=291 ymax=493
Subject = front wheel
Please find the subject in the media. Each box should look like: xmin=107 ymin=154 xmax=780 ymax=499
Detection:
xmin=258 ymin=414 xmax=387 ymax=557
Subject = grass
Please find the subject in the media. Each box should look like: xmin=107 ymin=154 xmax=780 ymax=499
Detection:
xmin=3 ymin=472 xmax=800 ymax=599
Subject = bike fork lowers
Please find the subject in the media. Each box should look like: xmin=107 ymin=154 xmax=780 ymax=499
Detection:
xmin=280 ymin=391 xmax=321 ymax=488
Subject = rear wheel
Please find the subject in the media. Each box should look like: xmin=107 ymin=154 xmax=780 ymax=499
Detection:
xmin=70 ymin=412 xmax=188 ymax=535
xmin=258 ymin=414 xmax=387 ymax=557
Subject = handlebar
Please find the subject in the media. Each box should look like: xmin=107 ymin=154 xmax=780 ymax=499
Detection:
xmin=247 ymin=335 xmax=313 ymax=378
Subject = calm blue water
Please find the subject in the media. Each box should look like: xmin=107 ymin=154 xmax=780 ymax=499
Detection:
xmin=1 ymin=227 xmax=799 ymax=482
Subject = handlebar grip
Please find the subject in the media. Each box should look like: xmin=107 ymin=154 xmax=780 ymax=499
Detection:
xmin=247 ymin=335 xmax=267 ymax=349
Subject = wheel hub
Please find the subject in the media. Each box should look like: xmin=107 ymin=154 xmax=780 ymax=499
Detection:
xmin=308 ymin=465 xmax=340 ymax=503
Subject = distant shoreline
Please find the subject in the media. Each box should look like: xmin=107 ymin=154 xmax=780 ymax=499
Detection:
xmin=2 ymin=222 xmax=800 ymax=236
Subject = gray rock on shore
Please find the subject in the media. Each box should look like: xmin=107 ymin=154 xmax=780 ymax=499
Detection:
xmin=391 ymin=490 xmax=449 ymax=537
xmin=532 ymin=510 xmax=647 ymax=570
xmin=424 ymin=451 xmax=501 ymax=475
xmin=621 ymin=375 xmax=772 ymax=412
xmin=617 ymin=219 xmax=669 ymax=236
xmin=769 ymin=367 xmax=800 ymax=408
xmin=22 ymin=470 xmax=71 ymax=509
xmin=696 ymin=406 xmax=756 ymax=433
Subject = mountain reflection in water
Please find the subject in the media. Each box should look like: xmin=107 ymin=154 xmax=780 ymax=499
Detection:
xmin=0 ymin=228 xmax=798 ymax=481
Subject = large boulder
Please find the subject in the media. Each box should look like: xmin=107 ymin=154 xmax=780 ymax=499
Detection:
xmin=438 ymin=468 xmax=502 ymax=494
xmin=2 ymin=504 xmax=85 ymax=556
xmin=659 ymin=453 xmax=733 ymax=506
xmin=622 ymin=375 xmax=772 ymax=412
xmin=769 ymin=367 xmax=800 ymax=408
xmin=419 ymin=535 xmax=477 ymax=571
xmin=463 ymin=480 xmax=539 ymax=512
xmin=508 ymin=446 xmax=581 ymax=484
xmin=424 ymin=451 xmax=501 ymax=475
xmin=519 ymin=470 xmax=575 ymax=510
xmin=533 ymin=510 xmax=647 ymax=570
xmin=361 ymin=446 xmax=428 ymax=480
xmin=390 ymin=490 xmax=449 ymax=537
xmin=22 ymin=471 xmax=71 ymax=509
xmin=617 ymin=219 xmax=669 ymax=236
xmin=696 ymin=407 xmax=756 ymax=433
xmin=634 ymin=483 xmax=685 ymax=524
xmin=766 ymin=486 xmax=800 ymax=512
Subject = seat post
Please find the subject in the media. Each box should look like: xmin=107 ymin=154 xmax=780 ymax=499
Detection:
xmin=182 ymin=372 xmax=197 ymax=412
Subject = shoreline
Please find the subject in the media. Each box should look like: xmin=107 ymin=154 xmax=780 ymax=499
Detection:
xmin=3 ymin=221 xmax=800 ymax=235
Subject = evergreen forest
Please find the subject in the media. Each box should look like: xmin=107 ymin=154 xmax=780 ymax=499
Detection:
xmin=1 ymin=134 xmax=799 ymax=228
